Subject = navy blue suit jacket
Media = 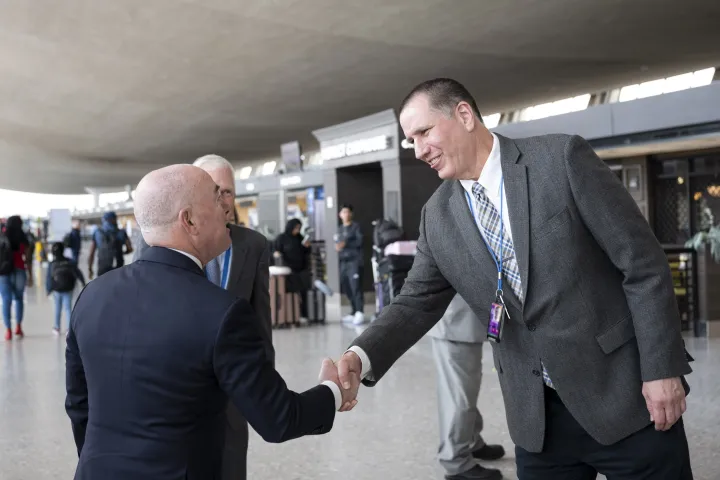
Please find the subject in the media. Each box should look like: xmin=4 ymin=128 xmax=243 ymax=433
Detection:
xmin=65 ymin=247 xmax=335 ymax=480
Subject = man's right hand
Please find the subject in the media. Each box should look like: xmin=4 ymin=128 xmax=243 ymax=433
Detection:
xmin=319 ymin=358 xmax=358 ymax=411
xmin=336 ymin=351 xmax=362 ymax=411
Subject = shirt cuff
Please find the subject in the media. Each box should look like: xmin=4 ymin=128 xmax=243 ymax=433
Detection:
xmin=321 ymin=381 xmax=342 ymax=411
xmin=348 ymin=346 xmax=373 ymax=379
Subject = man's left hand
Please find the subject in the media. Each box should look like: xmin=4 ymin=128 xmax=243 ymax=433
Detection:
xmin=642 ymin=377 xmax=686 ymax=431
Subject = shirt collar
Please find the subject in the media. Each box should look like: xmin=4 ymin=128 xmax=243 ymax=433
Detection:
xmin=168 ymin=248 xmax=202 ymax=270
xmin=459 ymin=132 xmax=502 ymax=197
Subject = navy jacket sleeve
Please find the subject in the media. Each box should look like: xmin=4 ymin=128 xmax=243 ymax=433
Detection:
xmin=213 ymin=298 xmax=335 ymax=443
xmin=65 ymin=310 xmax=89 ymax=455
xmin=250 ymin=237 xmax=275 ymax=366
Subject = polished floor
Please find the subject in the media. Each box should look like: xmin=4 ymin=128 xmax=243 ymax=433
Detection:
xmin=1 ymin=265 xmax=720 ymax=479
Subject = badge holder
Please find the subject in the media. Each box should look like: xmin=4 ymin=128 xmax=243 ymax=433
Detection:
xmin=487 ymin=289 xmax=509 ymax=343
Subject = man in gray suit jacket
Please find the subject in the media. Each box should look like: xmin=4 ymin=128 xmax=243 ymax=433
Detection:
xmin=133 ymin=155 xmax=273 ymax=480
xmin=428 ymin=294 xmax=505 ymax=480
xmin=336 ymin=79 xmax=692 ymax=479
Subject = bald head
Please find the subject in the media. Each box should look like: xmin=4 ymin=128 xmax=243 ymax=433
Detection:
xmin=134 ymin=164 xmax=231 ymax=264
xmin=134 ymin=165 xmax=207 ymax=240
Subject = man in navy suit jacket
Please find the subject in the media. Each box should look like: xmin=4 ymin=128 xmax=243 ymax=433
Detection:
xmin=65 ymin=164 xmax=358 ymax=480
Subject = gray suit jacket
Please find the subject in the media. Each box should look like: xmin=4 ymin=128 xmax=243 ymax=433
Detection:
xmin=351 ymin=133 xmax=691 ymax=453
xmin=427 ymin=294 xmax=485 ymax=343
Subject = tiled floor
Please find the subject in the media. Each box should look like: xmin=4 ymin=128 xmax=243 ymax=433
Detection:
xmin=1 ymin=264 xmax=719 ymax=479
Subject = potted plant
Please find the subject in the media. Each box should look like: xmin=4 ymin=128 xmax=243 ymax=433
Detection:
xmin=685 ymin=226 xmax=720 ymax=262
xmin=684 ymin=197 xmax=720 ymax=337
xmin=685 ymin=198 xmax=720 ymax=262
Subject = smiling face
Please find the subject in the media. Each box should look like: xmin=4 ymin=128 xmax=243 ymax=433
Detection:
xmin=399 ymin=93 xmax=481 ymax=180
xmin=203 ymin=166 xmax=236 ymax=223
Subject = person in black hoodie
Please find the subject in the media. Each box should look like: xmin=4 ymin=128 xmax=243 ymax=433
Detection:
xmin=273 ymin=219 xmax=311 ymax=321
xmin=47 ymin=242 xmax=85 ymax=335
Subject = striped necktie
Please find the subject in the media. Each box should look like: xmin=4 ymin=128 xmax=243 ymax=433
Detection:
xmin=204 ymin=256 xmax=221 ymax=287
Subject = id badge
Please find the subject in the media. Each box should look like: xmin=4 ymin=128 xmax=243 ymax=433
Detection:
xmin=487 ymin=302 xmax=506 ymax=343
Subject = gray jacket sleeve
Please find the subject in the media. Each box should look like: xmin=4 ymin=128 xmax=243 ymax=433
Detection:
xmin=251 ymin=236 xmax=275 ymax=366
xmin=350 ymin=205 xmax=456 ymax=385
xmin=564 ymin=135 xmax=690 ymax=382
xmin=131 ymin=230 xmax=150 ymax=262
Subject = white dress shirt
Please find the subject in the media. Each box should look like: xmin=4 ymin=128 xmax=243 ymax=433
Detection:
xmin=168 ymin=248 xmax=202 ymax=269
xmin=167 ymin=247 xmax=343 ymax=410
xmin=349 ymin=133 xmax=511 ymax=383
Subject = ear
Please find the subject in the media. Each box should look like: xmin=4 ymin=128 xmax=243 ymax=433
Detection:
xmin=455 ymin=101 xmax=477 ymax=132
xmin=179 ymin=208 xmax=198 ymax=235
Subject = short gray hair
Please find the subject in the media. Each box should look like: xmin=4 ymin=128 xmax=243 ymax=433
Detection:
xmin=193 ymin=154 xmax=235 ymax=173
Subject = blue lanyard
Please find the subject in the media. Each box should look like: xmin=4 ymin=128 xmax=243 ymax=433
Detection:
xmin=220 ymin=247 xmax=231 ymax=290
xmin=464 ymin=178 xmax=505 ymax=295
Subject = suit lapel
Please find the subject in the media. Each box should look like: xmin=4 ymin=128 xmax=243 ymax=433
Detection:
xmin=497 ymin=134 xmax=530 ymax=305
xmin=227 ymin=227 xmax=249 ymax=291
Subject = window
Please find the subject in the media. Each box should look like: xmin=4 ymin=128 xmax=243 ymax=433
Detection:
xmin=261 ymin=161 xmax=276 ymax=176
xmin=619 ymin=67 xmax=716 ymax=102
xmin=518 ymin=94 xmax=591 ymax=122
xmin=483 ymin=113 xmax=501 ymax=129
xmin=236 ymin=166 xmax=253 ymax=180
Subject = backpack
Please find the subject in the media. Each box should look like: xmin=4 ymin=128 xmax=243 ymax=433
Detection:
xmin=0 ymin=234 xmax=13 ymax=275
xmin=95 ymin=229 xmax=117 ymax=274
xmin=372 ymin=219 xmax=404 ymax=250
xmin=51 ymin=260 xmax=77 ymax=292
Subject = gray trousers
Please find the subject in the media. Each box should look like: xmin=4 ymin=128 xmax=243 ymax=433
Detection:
xmin=431 ymin=338 xmax=486 ymax=476
xmin=221 ymin=403 xmax=249 ymax=480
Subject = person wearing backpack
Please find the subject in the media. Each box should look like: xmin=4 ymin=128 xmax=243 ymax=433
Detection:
xmin=0 ymin=215 xmax=33 ymax=341
xmin=87 ymin=211 xmax=133 ymax=279
xmin=46 ymin=242 xmax=85 ymax=335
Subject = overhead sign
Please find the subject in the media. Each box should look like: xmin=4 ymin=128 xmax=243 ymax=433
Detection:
xmin=279 ymin=175 xmax=302 ymax=187
xmin=280 ymin=141 xmax=303 ymax=172
xmin=321 ymin=135 xmax=391 ymax=161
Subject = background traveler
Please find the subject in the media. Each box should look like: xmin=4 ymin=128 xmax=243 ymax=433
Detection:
xmin=46 ymin=241 xmax=85 ymax=335
xmin=274 ymin=218 xmax=312 ymax=323
xmin=336 ymin=204 xmax=365 ymax=325
xmin=0 ymin=215 xmax=33 ymax=340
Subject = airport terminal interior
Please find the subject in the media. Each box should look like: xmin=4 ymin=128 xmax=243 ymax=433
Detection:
xmin=3 ymin=1 xmax=720 ymax=479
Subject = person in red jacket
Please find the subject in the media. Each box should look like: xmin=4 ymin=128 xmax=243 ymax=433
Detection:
xmin=0 ymin=215 xmax=33 ymax=340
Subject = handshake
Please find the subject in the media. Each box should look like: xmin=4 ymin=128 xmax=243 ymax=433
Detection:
xmin=318 ymin=351 xmax=363 ymax=412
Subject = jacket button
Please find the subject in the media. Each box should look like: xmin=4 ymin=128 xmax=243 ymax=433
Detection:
xmin=527 ymin=324 xmax=536 ymax=331
xmin=532 ymin=369 xmax=541 ymax=377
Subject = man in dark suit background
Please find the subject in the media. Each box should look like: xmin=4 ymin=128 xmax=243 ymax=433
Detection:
xmin=336 ymin=79 xmax=692 ymax=479
xmin=65 ymin=164 xmax=357 ymax=480
xmin=132 ymin=154 xmax=272 ymax=480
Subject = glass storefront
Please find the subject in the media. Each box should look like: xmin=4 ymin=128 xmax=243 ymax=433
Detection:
xmin=652 ymin=149 xmax=720 ymax=244
xmin=235 ymin=196 xmax=259 ymax=229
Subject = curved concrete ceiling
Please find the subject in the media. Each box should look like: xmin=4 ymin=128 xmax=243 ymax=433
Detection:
xmin=2 ymin=0 xmax=720 ymax=193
